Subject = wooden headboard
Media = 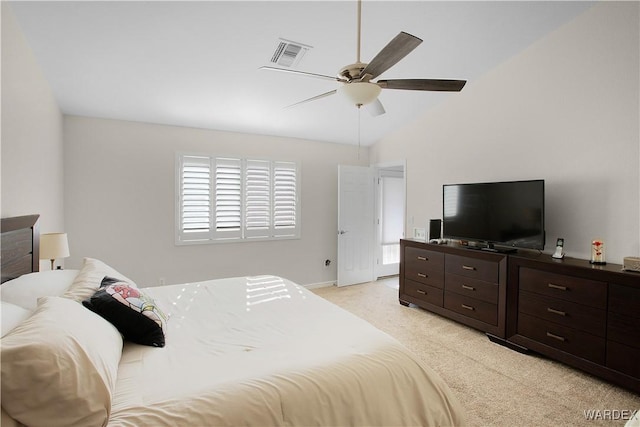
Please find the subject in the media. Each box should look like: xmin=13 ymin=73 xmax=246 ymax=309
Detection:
xmin=1 ymin=215 xmax=40 ymax=284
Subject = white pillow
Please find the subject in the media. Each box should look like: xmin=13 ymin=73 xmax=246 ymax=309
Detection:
xmin=1 ymin=296 xmax=123 ymax=427
xmin=0 ymin=269 xmax=79 ymax=310
xmin=1 ymin=301 xmax=31 ymax=337
xmin=63 ymin=258 xmax=137 ymax=302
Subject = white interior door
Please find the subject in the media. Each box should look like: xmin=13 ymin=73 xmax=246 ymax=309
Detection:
xmin=337 ymin=165 xmax=374 ymax=287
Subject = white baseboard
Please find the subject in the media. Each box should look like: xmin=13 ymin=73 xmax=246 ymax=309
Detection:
xmin=303 ymin=281 xmax=335 ymax=290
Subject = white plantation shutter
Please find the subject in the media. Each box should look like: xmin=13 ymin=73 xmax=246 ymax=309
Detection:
xmin=177 ymin=153 xmax=300 ymax=243
xmin=273 ymin=161 xmax=298 ymax=236
xmin=178 ymin=155 xmax=212 ymax=242
xmin=245 ymin=160 xmax=271 ymax=238
xmin=214 ymin=157 xmax=242 ymax=240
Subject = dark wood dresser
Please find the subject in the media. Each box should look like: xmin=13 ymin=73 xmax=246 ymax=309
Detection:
xmin=507 ymin=253 xmax=640 ymax=393
xmin=399 ymin=239 xmax=508 ymax=339
xmin=399 ymin=239 xmax=640 ymax=393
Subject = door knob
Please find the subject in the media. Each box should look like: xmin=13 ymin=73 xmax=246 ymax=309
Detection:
xmin=338 ymin=230 xmax=348 ymax=235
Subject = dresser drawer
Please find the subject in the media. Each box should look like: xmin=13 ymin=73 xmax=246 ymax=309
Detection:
xmin=519 ymin=267 xmax=606 ymax=309
xmin=517 ymin=312 xmax=605 ymax=364
xmin=444 ymin=291 xmax=497 ymax=325
xmin=608 ymin=312 xmax=640 ymax=349
xmin=518 ymin=291 xmax=606 ymax=337
xmin=607 ymin=340 xmax=640 ymax=378
xmin=405 ymin=247 xmax=444 ymax=288
xmin=445 ymin=274 xmax=498 ymax=304
xmin=608 ymin=283 xmax=640 ymax=318
xmin=405 ymin=279 xmax=443 ymax=307
xmin=445 ymin=254 xmax=499 ymax=283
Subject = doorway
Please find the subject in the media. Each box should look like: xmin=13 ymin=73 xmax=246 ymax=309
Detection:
xmin=374 ymin=163 xmax=405 ymax=279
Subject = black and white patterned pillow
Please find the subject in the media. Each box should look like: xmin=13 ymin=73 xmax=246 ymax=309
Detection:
xmin=82 ymin=276 xmax=168 ymax=347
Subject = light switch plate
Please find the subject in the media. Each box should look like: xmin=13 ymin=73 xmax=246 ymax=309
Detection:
xmin=413 ymin=227 xmax=426 ymax=240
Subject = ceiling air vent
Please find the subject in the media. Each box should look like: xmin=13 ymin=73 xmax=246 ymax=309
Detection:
xmin=270 ymin=38 xmax=312 ymax=68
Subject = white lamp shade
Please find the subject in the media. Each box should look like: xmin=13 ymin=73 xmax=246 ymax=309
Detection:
xmin=337 ymin=82 xmax=381 ymax=106
xmin=40 ymin=233 xmax=70 ymax=260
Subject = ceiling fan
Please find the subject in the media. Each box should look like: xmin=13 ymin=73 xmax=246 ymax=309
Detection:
xmin=260 ymin=0 xmax=466 ymax=116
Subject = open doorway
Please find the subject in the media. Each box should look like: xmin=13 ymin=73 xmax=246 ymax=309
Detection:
xmin=374 ymin=162 xmax=405 ymax=279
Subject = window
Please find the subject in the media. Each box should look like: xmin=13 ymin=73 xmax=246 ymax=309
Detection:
xmin=176 ymin=154 xmax=300 ymax=244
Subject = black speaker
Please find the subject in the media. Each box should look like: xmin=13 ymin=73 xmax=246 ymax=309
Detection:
xmin=429 ymin=219 xmax=442 ymax=240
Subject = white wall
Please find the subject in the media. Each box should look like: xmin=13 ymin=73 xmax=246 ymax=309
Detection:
xmin=370 ymin=2 xmax=639 ymax=264
xmin=1 ymin=4 xmax=65 ymax=269
xmin=64 ymin=116 xmax=367 ymax=286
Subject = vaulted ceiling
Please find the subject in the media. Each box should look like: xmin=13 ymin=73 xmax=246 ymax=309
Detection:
xmin=9 ymin=1 xmax=592 ymax=146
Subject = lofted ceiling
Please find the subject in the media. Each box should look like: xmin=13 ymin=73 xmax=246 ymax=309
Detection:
xmin=8 ymin=1 xmax=592 ymax=146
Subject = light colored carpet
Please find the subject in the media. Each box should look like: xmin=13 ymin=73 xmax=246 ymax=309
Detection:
xmin=312 ymin=278 xmax=639 ymax=427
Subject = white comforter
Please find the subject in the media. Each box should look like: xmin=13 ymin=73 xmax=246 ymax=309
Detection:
xmin=108 ymin=276 xmax=465 ymax=426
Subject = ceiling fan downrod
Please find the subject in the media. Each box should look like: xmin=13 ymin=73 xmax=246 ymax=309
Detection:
xmin=356 ymin=0 xmax=362 ymax=64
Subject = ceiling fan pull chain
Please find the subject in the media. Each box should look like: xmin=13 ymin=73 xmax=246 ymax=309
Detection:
xmin=357 ymin=105 xmax=362 ymax=160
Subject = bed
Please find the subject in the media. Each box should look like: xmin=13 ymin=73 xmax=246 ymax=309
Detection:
xmin=1 ymin=215 xmax=465 ymax=426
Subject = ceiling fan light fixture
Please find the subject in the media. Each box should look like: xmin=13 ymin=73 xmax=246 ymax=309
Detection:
xmin=338 ymin=82 xmax=381 ymax=107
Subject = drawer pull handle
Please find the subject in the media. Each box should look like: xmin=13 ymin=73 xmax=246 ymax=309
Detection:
xmin=417 ymin=273 xmax=427 ymax=278
xmin=546 ymin=332 xmax=566 ymax=342
xmin=417 ymin=256 xmax=428 ymax=261
xmin=547 ymin=307 xmax=566 ymax=316
xmin=417 ymin=289 xmax=427 ymax=295
xmin=462 ymin=284 xmax=475 ymax=291
xmin=462 ymin=265 xmax=476 ymax=271
xmin=548 ymin=283 xmax=567 ymax=291
xmin=461 ymin=304 xmax=475 ymax=311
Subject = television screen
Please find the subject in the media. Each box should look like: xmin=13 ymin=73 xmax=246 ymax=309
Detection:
xmin=442 ymin=179 xmax=545 ymax=250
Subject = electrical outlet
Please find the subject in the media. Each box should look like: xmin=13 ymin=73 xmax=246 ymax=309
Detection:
xmin=159 ymin=277 xmax=166 ymax=285
xmin=413 ymin=227 xmax=426 ymax=240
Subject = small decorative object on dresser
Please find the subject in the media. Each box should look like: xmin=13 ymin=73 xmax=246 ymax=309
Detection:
xmin=623 ymin=256 xmax=640 ymax=273
xmin=590 ymin=239 xmax=606 ymax=265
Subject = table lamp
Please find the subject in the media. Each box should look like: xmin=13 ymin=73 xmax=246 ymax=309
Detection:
xmin=40 ymin=233 xmax=70 ymax=270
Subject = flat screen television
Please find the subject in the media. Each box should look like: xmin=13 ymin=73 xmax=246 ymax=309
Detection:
xmin=442 ymin=179 xmax=545 ymax=251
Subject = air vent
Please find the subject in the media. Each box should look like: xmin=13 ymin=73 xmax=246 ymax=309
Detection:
xmin=270 ymin=38 xmax=312 ymax=68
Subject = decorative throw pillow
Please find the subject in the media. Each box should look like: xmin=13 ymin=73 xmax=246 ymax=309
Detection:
xmin=83 ymin=276 xmax=168 ymax=347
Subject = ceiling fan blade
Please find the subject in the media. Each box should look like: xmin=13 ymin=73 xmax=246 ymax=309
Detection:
xmin=260 ymin=66 xmax=343 ymax=82
xmin=366 ymin=98 xmax=385 ymax=116
xmin=378 ymin=79 xmax=467 ymax=92
xmin=285 ymin=90 xmax=337 ymax=109
xmin=360 ymin=32 xmax=422 ymax=80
